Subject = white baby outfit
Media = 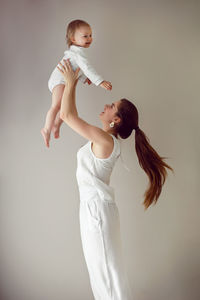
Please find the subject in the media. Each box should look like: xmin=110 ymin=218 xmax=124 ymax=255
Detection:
xmin=48 ymin=45 xmax=104 ymax=93
xmin=76 ymin=134 xmax=133 ymax=300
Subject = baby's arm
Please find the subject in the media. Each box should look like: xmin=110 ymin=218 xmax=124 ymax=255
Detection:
xmin=78 ymin=74 xmax=92 ymax=85
xmin=76 ymin=52 xmax=112 ymax=90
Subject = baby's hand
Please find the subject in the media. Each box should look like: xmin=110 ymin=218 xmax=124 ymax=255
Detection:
xmin=84 ymin=78 xmax=92 ymax=85
xmin=100 ymin=81 xmax=112 ymax=91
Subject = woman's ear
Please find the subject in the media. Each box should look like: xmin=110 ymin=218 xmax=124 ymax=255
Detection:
xmin=114 ymin=116 xmax=121 ymax=125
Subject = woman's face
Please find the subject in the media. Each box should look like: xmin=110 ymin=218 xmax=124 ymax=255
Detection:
xmin=99 ymin=100 xmax=122 ymax=124
xmin=71 ymin=26 xmax=93 ymax=48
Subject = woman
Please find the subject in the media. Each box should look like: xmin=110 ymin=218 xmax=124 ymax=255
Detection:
xmin=57 ymin=59 xmax=173 ymax=300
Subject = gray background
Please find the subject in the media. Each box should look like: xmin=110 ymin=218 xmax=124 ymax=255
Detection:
xmin=0 ymin=0 xmax=199 ymax=299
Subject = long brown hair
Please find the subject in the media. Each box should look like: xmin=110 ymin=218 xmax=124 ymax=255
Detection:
xmin=114 ymin=98 xmax=174 ymax=210
xmin=65 ymin=19 xmax=91 ymax=48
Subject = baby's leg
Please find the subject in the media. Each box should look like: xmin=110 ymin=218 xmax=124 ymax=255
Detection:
xmin=41 ymin=84 xmax=65 ymax=147
xmin=53 ymin=110 xmax=63 ymax=139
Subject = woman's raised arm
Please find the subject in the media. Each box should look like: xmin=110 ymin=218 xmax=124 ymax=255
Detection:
xmin=57 ymin=59 xmax=111 ymax=145
xmin=57 ymin=59 xmax=80 ymax=119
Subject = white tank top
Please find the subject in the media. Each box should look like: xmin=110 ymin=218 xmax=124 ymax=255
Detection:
xmin=76 ymin=134 xmax=121 ymax=202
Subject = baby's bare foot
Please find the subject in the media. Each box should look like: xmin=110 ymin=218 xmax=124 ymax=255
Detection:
xmin=52 ymin=124 xmax=60 ymax=139
xmin=41 ymin=128 xmax=50 ymax=147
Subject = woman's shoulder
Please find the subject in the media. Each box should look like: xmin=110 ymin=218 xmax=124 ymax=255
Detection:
xmin=91 ymin=133 xmax=120 ymax=160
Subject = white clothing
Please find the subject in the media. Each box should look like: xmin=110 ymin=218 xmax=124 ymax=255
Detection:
xmin=48 ymin=45 xmax=104 ymax=93
xmin=76 ymin=134 xmax=133 ymax=300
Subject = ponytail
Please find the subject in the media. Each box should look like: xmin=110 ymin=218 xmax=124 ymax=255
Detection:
xmin=115 ymin=98 xmax=174 ymax=210
xmin=135 ymin=128 xmax=174 ymax=210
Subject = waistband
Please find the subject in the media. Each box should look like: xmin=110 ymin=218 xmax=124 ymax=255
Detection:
xmin=78 ymin=185 xmax=115 ymax=203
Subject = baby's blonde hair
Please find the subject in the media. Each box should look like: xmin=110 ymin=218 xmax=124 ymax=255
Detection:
xmin=66 ymin=19 xmax=91 ymax=48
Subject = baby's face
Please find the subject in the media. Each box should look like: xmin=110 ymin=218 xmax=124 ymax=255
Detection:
xmin=71 ymin=26 xmax=93 ymax=48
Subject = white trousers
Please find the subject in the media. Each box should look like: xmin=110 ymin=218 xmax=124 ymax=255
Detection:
xmin=79 ymin=192 xmax=133 ymax=300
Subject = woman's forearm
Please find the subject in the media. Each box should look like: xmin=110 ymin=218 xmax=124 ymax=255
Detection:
xmin=60 ymin=83 xmax=78 ymax=120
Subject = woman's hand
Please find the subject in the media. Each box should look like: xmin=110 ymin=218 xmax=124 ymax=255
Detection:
xmin=57 ymin=59 xmax=80 ymax=87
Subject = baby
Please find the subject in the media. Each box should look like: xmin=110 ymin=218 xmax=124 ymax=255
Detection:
xmin=41 ymin=19 xmax=112 ymax=147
